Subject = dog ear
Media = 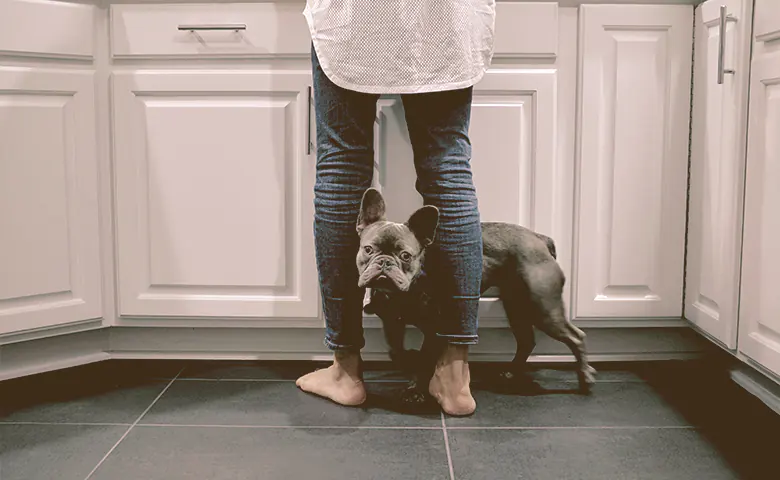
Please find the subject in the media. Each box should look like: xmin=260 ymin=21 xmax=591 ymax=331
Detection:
xmin=357 ymin=188 xmax=387 ymax=234
xmin=406 ymin=205 xmax=439 ymax=248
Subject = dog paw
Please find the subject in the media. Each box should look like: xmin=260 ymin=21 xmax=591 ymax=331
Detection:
xmin=400 ymin=381 xmax=429 ymax=405
xmin=578 ymin=366 xmax=597 ymax=394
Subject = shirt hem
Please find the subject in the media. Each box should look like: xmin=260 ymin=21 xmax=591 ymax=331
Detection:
xmin=303 ymin=6 xmax=489 ymax=95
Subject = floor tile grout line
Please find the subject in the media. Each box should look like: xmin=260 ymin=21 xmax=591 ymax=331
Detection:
xmin=0 ymin=422 xmax=698 ymax=431
xmin=445 ymin=425 xmax=698 ymax=430
xmin=133 ymin=424 xmax=443 ymax=430
xmin=0 ymin=422 xmax=698 ymax=430
xmin=0 ymin=422 xmax=133 ymax=427
xmin=441 ymin=412 xmax=456 ymax=480
xmin=83 ymin=367 xmax=184 ymax=480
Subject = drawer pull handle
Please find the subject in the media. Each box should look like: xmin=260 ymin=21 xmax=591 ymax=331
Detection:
xmin=178 ymin=24 xmax=247 ymax=32
xmin=717 ymin=6 xmax=737 ymax=85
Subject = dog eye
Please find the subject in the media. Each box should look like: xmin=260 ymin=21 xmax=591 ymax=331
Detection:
xmin=400 ymin=252 xmax=412 ymax=262
xmin=363 ymin=246 xmax=373 ymax=255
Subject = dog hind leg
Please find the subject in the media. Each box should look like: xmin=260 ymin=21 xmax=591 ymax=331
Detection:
xmin=498 ymin=287 xmax=541 ymax=392
xmin=524 ymin=264 xmax=596 ymax=393
xmin=535 ymin=303 xmax=596 ymax=393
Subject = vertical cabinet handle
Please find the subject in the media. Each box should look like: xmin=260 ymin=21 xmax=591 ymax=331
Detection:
xmin=306 ymin=86 xmax=313 ymax=155
xmin=718 ymin=5 xmax=737 ymax=85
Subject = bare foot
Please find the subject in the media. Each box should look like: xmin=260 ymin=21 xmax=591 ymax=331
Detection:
xmin=429 ymin=345 xmax=477 ymax=416
xmin=296 ymin=352 xmax=367 ymax=406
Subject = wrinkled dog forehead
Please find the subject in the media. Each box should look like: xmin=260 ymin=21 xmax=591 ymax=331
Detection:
xmin=362 ymin=222 xmax=419 ymax=248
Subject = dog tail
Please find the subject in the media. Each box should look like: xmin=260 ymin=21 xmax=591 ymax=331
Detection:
xmin=535 ymin=233 xmax=557 ymax=259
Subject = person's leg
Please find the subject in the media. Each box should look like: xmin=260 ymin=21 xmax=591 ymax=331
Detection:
xmin=401 ymin=87 xmax=483 ymax=416
xmin=296 ymin=45 xmax=379 ymax=406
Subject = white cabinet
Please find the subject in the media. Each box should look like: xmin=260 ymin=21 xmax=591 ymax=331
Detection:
xmin=575 ymin=5 xmax=692 ymax=319
xmin=685 ymin=0 xmax=752 ymax=349
xmin=0 ymin=67 xmax=102 ymax=335
xmin=0 ymin=0 xmax=94 ymax=59
xmin=737 ymin=2 xmax=780 ymax=377
xmin=112 ymin=70 xmax=318 ymax=319
xmin=374 ymin=69 xmax=562 ymax=319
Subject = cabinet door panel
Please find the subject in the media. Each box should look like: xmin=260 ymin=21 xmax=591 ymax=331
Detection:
xmin=738 ymin=54 xmax=780 ymax=376
xmin=0 ymin=67 xmax=101 ymax=335
xmin=113 ymin=70 xmax=317 ymax=319
xmin=685 ymin=0 xmax=751 ymax=348
xmin=372 ymin=70 xmax=563 ymax=319
xmin=576 ymin=5 xmax=692 ymax=318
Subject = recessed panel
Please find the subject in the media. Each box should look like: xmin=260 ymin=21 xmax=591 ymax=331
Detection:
xmin=142 ymin=96 xmax=290 ymax=288
xmin=602 ymin=30 xmax=666 ymax=295
xmin=376 ymin=94 xmax=534 ymax=228
xmin=0 ymin=95 xmax=72 ymax=301
xmin=754 ymin=86 xmax=780 ymax=337
xmin=470 ymin=97 xmax=532 ymax=226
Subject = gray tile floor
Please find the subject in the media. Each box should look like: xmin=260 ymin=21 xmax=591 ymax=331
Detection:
xmin=0 ymin=359 xmax=777 ymax=479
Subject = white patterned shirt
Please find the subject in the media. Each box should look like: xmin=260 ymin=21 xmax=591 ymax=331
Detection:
xmin=303 ymin=0 xmax=496 ymax=94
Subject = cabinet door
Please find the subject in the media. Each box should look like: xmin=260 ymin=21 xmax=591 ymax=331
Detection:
xmin=113 ymin=70 xmax=317 ymax=319
xmin=685 ymin=0 xmax=752 ymax=348
xmin=575 ymin=5 xmax=692 ymax=319
xmin=372 ymin=69 xmax=562 ymax=319
xmin=0 ymin=67 xmax=101 ymax=335
xmin=738 ymin=35 xmax=780 ymax=375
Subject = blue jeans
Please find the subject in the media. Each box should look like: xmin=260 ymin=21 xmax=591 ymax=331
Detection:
xmin=312 ymin=46 xmax=483 ymax=352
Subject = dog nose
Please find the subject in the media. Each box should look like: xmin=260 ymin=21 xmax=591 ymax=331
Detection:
xmin=377 ymin=257 xmax=393 ymax=269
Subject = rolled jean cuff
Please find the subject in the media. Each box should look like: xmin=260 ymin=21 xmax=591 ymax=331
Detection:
xmin=437 ymin=296 xmax=480 ymax=341
xmin=436 ymin=333 xmax=479 ymax=346
xmin=324 ymin=337 xmax=364 ymax=353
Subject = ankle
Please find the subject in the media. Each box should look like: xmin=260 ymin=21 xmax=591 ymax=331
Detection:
xmin=437 ymin=344 xmax=469 ymax=367
xmin=334 ymin=351 xmax=363 ymax=380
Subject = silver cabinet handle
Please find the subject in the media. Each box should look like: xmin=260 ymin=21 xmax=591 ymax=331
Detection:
xmin=178 ymin=24 xmax=247 ymax=32
xmin=306 ymin=86 xmax=313 ymax=155
xmin=717 ymin=5 xmax=737 ymax=85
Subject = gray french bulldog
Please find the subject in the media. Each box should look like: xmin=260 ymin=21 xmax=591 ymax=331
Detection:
xmin=356 ymin=187 xmax=596 ymax=402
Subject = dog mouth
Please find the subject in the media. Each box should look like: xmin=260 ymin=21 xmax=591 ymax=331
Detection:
xmin=367 ymin=274 xmax=396 ymax=291
xmin=357 ymin=261 xmax=410 ymax=291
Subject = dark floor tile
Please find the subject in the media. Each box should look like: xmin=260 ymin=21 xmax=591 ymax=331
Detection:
xmin=141 ymin=380 xmax=441 ymax=427
xmin=0 ymin=371 xmax=169 ymax=423
xmin=180 ymin=361 xmax=409 ymax=382
xmin=106 ymin=359 xmax=187 ymax=379
xmin=180 ymin=361 xmax=323 ymax=380
xmin=632 ymin=359 xmax=763 ymax=428
xmin=91 ymin=425 xmax=449 ymax=480
xmin=0 ymin=424 xmax=127 ymax=480
xmin=448 ymin=428 xmax=740 ymax=480
xmin=447 ymin=382 xmax=688 ymax=427
xmin=470 ymin=364 xmax=643 ymax=385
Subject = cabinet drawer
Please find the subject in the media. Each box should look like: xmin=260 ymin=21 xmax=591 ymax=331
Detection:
xmin=0 ymin=0 xmax=94 ymax=59
xmin=755 ymin=0 xmax=780 ymax=43
xmin=110 ymin=3 xmax=311 ymax=58
xmin=494 ymin=2 xmax=558 ymax=58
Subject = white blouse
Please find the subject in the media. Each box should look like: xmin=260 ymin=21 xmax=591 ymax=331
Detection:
xmin=303 ymin=0 xmax=496 ymax=95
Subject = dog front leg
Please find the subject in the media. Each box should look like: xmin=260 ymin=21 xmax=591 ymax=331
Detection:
xmin=379 ymin=316 xmax=419 ymax=373
xmin=400 ymin=333 xmax=443 ymax=405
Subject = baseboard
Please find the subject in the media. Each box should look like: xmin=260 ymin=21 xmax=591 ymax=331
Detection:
xmin=108 ymin=326 xmax=707 ymax=361
xmin=0 ymin=325 xmax=708 ymax=381
xmin=0 ymin=329 xmax=110 ymax=381
xmin=730 ymin=366 xmax=780 ymax=416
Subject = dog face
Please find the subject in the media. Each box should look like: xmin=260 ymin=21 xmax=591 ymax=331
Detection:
xmin=356 ymin=188 xmax=439 ymax=292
